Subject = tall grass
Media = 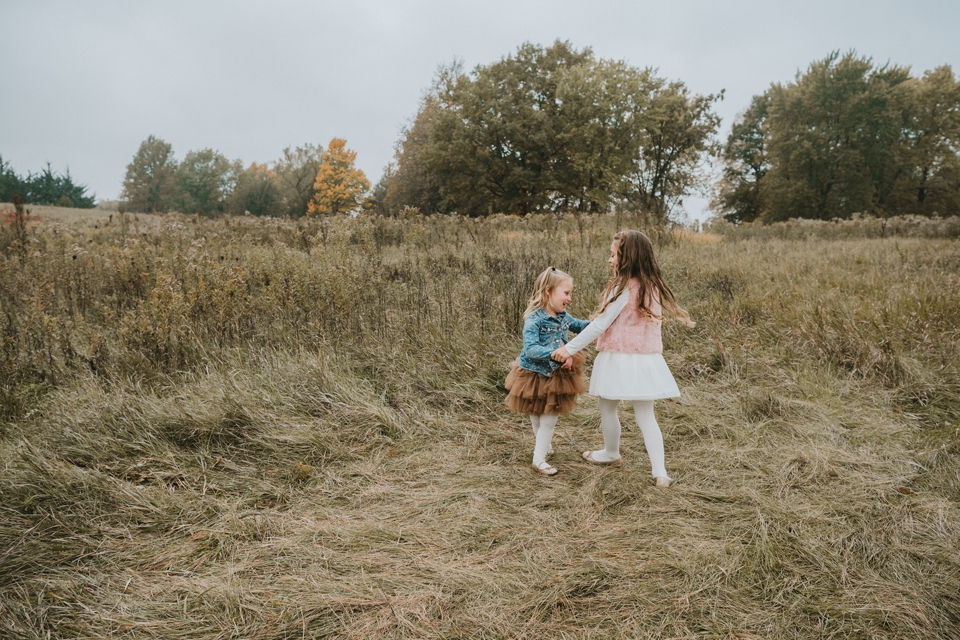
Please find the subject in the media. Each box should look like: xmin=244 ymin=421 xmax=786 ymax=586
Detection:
xmin=1 ymin=209 xmax=959 ymax=638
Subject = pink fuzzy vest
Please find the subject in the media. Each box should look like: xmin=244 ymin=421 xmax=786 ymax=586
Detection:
xmin=595 ymin=279 xmax=663 ymax=354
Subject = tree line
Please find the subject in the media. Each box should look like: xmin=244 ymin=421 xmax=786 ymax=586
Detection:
xmin=0 ymin=156 xmax=96 ymax=208
xmin=6 ymin=44 xmax=956 ymax=224
xmin=120 ymin=137 xmax=369 ymax=217
xmin=713 ymin=51 xmax=960 ymax=222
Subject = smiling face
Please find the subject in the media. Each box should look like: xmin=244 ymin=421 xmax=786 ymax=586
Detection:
xmin=546 ymin=278 xmax=573 ymax=316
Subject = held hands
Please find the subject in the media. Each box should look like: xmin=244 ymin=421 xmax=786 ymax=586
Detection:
xmin=551 ymin=345 xmax=571 ymax=362
xmin=551 ymin=345 xmax=572 ymax=369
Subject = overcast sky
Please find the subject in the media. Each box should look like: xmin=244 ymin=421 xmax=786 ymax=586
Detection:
xmin=2 ymin=0 xmax=958 ymax=220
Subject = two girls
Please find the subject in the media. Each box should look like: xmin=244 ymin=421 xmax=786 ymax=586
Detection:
xmin=510 ymin=231 xmax=693 ymax=485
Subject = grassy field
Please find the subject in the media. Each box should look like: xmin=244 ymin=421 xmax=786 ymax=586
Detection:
xmin=1 ymin=207 xmax=959 ymax=638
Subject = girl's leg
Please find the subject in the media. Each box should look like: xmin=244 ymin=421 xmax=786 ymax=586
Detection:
xmin=533 ymin=413 xmax=558 ymax=466
xmin=586 ymin=398 xmax=622 ymax=462
xmin=529 ymin=414 xmax=553 ymax=456
xmin=632 ymin=400 xmax=668 ymax=478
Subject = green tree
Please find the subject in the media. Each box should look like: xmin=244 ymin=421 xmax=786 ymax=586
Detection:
xmin=627 ymin=81 xmax=722 ymax=224
xmin=274 ymin=144 xmax=322 ymax=217
xmin=383 ymin=93 xmax=446 ymax=215
xmin=1 ymin=157 xmax=96 ymax=208
xmin=307 ymin=139 xmax=370 ymax=216
xmin=174 ymin=149 xmax=240 ymax=216
xmin=762 ymin=52 xmax=912 ymax=221
xmin=24 ymin=163 xmax=96 ymax=208
xmin=714 ymin=54 xmax=960 ymax=222
xmin=551 ymin=60 xmax=656 ymax=218
xmin=421 ymin=42 xmax=595 ymax=216
xmin=890 ymin=66 xmax=960 ymax=216
xmin=391 ymin=41 xmax=720 ymax=221
xmin=711 ymin=94 xmax=770 ymax=223
xmin=0 ymin=155 xmax=26 ymax=203
xmin=121 ymin=135 xmax=178 ymax=213
xmin=229 ymin=163 xmax=282 ymax=216
xmin=367 ymin=171 xmax=391 ymax=217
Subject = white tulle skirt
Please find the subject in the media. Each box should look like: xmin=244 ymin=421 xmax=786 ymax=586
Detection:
xmin=588 ymin=351 xmax=680 ymax=400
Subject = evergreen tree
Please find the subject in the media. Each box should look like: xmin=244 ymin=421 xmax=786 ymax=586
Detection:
xmin=22 ymin=163 xmax=96 ymax=208
xmin=0 ymin=155 xmax=26 ymax=203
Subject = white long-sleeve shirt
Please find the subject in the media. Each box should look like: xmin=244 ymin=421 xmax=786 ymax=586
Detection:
xmin=563 ymin=291 xmax=630 ymax=355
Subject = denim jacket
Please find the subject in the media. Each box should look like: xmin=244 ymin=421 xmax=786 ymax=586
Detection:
xmin=517 ymin=308 xmax=591 ymax=377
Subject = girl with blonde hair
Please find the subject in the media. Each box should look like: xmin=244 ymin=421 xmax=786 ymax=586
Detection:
xmin=504 ymin=267 xmax=590 ymax=476
xmin=552 ymin=231 xmax=694 ymax=487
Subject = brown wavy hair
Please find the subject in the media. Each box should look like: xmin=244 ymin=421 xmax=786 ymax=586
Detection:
xmin=594 ymin=231 xmax=695 ymax=327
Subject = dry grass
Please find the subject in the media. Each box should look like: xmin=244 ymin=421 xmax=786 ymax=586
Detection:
xmin=0 ymin=202 xmax=164 ymax=228
xmin=1 ymin=209 xmax=959 ymax=638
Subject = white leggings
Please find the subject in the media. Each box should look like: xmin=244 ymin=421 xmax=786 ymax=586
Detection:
xmin=598 ymin=398 xmax=667 ymax=477
xmin=529 ymin=414 xmax=558 ymax=465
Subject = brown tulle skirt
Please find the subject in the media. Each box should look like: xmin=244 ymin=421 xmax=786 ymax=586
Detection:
xmin=504 ymin=352 xmax=587 ymax=416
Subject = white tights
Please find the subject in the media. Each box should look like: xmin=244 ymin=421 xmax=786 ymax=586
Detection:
xmin=592 ymin=398 xmax=668 ymax=477
xmin=529 ymin=414 xmax=558 ymax=466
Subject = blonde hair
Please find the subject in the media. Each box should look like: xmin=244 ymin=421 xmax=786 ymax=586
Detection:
xmin=523 ymin=267 xmax=573 ymax=318
xmin=595 ymin=230 xmax=695 ymax=327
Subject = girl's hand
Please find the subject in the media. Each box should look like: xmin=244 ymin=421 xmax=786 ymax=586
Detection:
xmin=551 ymin=345 xmax=571 ymax=362
xmin=561 ymin=357 xmax=573 ymax=370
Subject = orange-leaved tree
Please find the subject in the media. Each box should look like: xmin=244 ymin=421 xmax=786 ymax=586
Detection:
xmin=307 ymin=138 xmax=370 ymax=216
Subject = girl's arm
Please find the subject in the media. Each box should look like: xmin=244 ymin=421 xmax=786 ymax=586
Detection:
xmin=521 ymin=316 xmax=555 ymax=363
xmin=567 ymin=315 xmax=591 ymax=334
xmin=560 ymin=291 xmax=630 ymax=356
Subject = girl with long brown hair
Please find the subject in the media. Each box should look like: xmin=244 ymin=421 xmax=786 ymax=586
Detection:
xmin=551 ymin=231 xmax=694 ymax=486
